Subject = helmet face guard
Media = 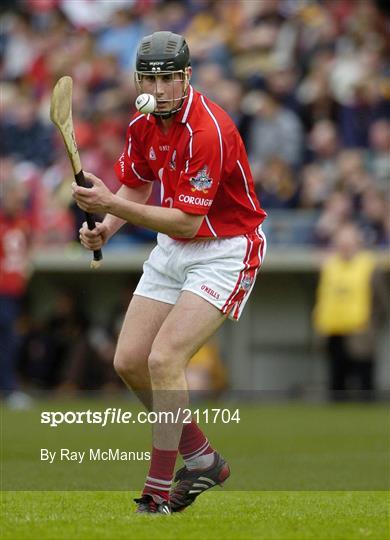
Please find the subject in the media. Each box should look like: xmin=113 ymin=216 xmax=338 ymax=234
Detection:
xmin=135 ymin=31 xmax=191 ymax=118
xmin=134 ymin=69 xmax=190 ymax=118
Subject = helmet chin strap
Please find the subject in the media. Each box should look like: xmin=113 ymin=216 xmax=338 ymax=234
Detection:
xmin=153 ymin=110 xmax=175 ymax=119
xmin=152 ymin=96 xmax=186 ymax=118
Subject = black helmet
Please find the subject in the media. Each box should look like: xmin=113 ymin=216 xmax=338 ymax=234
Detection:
xmin=134 ymin=31 xmax=191 ymax=118
xmin=136 ymin=31 xmax=190 ymax=73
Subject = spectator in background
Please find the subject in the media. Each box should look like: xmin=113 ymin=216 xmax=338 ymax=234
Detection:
xmin=331 ymin=44 xmax=388 ymax=148
xmin=300 ymin=163 xmax=332 ymax=209
xmin=313 ymin=222 xmax=388 ymax=401
xmin=296 ymin=47 xmax=337 ymax=130
xmin=337 ymin=149 xmax=366 ymax=190
xmin=265 ymin=62 xmax=301 ymax=117
xmin=328 ymin=0 xmax=388 ymax=148
xmin=337 ymin=148 xmax=373 ymax=211
xmin=18 ymin=286 xmax=125 ymax=393
xmin=314 ymin=191 xmax=353 ymax=246
xmin=213 ymin=78 xmax=245 ymax=129
xmin=257 ymin=156 xmax=299 ymax=210
xmin=194 ymin=66 xmax=249 ymax=137
xmin=244 ymin=90 xmax=303 ymax=192
xmin=230 ymin=0 xmax=289 ymax=81
xmin=0 ymin=97 xmax=54 ymax=168
xmin=297 ymin=0 xmax=339 ymax=69
xmin=154 ymin=1 xmax=189 ymax=36
xmin=40 ymin=288 xmax=90 ymax=389
xmin=184 ymin=0 xmax=232 ymax=74
xmin=0 ymin=180 xmax=33 ymax=408
xmin=194 ymin=61 xmax=225 ymax=103
xmin=96 ymin=8 xmax=149 ymax=71
xmin=0 ymin=12 xmax=36 ymax=80
xmin=307 ymin=119 xmax=339 ymax=189
xmin=365 ymin=119 xmax=390 ymax=193
xmin=59 ymin=0 xmax=129 ymax=32
xmin=359 ymin=188 xmax=389 ymax=247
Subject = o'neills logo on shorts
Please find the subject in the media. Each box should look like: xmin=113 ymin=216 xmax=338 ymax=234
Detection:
xmin=178 ymin=194 xmax=212 ymax=206
xmin=201 ymin=284 xmax=220 ymax=300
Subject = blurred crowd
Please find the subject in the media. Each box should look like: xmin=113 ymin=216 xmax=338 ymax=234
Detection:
xmin=0 ymin=0 xmax=389 ymax=249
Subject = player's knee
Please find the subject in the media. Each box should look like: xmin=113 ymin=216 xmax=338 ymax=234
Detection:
xmin=147 ymin=349 xmax=172 ymax=381
xmin=113 ymin=353 xmax=128 ymax=378
xmin=113 ymin=348 xmax=141 ymax=378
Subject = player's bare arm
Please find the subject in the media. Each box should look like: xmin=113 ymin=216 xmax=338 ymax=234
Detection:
xmin=77 ymin=182 xmax=153 ymax=251
xmin=73 ymin=172 xmax=203 ymax=239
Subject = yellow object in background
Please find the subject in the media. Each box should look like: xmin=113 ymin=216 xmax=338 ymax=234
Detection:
xmin=313 ymin=251 xmax=376 ymax=335
xmin=187 ymin=341 xmax=228 ymax=392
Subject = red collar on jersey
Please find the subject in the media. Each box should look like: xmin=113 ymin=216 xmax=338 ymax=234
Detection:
xmin=146 ymin=85 xmax=196 ymax=125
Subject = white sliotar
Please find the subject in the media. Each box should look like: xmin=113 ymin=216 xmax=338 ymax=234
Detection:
xmin=135 ymin=94 xmax=156 ymax=114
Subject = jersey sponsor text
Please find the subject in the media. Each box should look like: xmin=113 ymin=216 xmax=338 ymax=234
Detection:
xmin=178 ymin=194 xmax=212 ymax=206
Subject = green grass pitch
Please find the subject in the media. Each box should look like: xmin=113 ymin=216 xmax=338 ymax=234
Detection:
xmin=1 ymin=400 xmax=389 ymax=539
xmin=2 ymin=491 xmax=389 ymax=540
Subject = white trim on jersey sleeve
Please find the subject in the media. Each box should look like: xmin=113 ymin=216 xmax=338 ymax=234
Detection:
xmin=181 ymin=85 xmax=194 ymax=124
xmin=128 ymin=115 xmax=146 ymax=157
xmin=185 ymin=122 xmax=193 ymax=173
xmin=237 ymin=159 xmax=257 ymax=211
xmin=125 ymin=114 xmax=154 ymax=182
xmin=129 ymin=115 xmax=145 ymax=127
xmin=131 ymin=162 xmax=154 ymax=183
xmin=200 ymin=95 xmax=223 ymax=172
xmin=160 ymin=180 xmax=164 ymax=204
xmin=205 ymin=215 xmax=217 ymax=237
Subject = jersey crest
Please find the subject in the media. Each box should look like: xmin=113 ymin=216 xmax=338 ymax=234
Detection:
xmin=190 ymin=166 xmax=213 ymax=193
xmin=149 ymin=146 xmax=156 ymax=160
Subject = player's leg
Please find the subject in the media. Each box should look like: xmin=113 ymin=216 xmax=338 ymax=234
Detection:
xmin=149 ymin=290 xmax=227 ymax=445
xmin=113 ymin=294 xmax=173 ymax=410
xmin=114 ymin=286 xmax=214 ymax=490
xmin=138 ymin=291 xmax=230 ymax=509
xmin=327 ymin=335 xmax=348 ymax=401
xmin=115 ymin=293 xmax=222 ymax=511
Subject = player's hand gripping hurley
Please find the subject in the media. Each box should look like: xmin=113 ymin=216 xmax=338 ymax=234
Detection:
xmin=50 ymin=76 xmax=103 ymax=269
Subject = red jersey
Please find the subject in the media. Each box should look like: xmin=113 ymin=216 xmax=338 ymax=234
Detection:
xmin=114 ymin=86 xmax=266 ymax=238
xmin=0 ymin=212 xmax=30 ymax=296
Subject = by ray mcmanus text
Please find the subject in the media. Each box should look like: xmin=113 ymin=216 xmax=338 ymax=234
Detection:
xmin=40 ymin=448 xmax=151 ymax=464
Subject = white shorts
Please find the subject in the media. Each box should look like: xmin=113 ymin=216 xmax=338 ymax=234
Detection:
xmin=134 ymin=226 xmax=267 ymax=321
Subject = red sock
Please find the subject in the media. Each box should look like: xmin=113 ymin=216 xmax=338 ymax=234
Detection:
xmin=142 ymin=447 xmax=178 ymax=501
xmin=179 ymin=420 xmax=214 ymax=461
